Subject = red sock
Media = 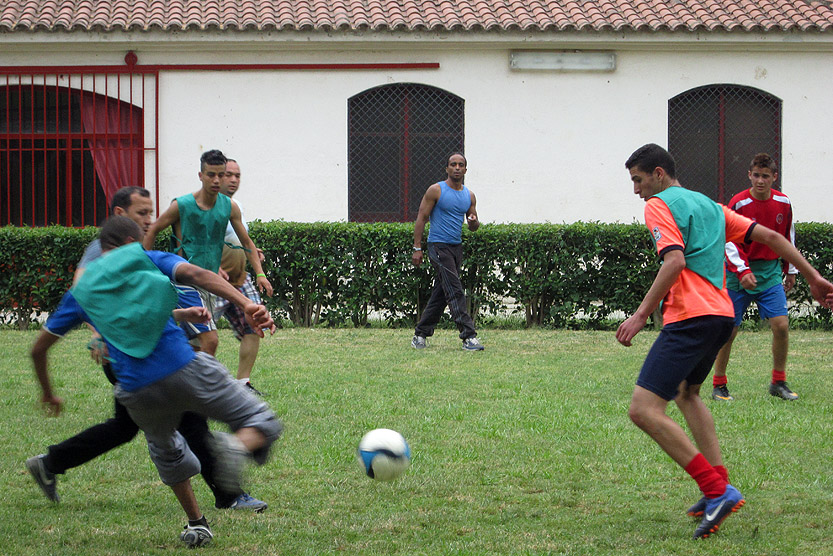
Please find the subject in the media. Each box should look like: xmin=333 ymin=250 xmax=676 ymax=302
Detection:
xmin=772 ymin=370 xmax=786 ymax=384
xmin=713 ymin=465 xmax=729 ymax=484
xmin=713 ymin=375 xmax=728 ymax=387
xmin=684 ymin=453 xmax=727 ymax=498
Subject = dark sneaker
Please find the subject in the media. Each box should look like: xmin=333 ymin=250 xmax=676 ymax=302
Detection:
xmin=711 ymin=385 xmax=734 ymax=401
xmin=245 ymin=382 xmax=265 ymax=397
xmin=180 ymin=523 xmax=213 ymax=548
xmin=209 ymin=432 xmax=249 ymax=494
xmin=227 ymin=492 xmax=268 ymax=512
xmin=26 ymin=454 xmax=59 ymax=502
xmin=411 ymin=335 xmax=427 ymax=349
xmin=687 ymin=495 xmax=707 ymax=517
xmin=462 ymin=337 xmax=485 ymax=351
xmin=769 ymin=381 xmax=798 ymax=400
xmin=693 ymin=485 xmax=745 ymax=539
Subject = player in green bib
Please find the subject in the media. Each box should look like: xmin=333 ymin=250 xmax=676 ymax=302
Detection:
xmin=143 ymin=150 xmax=273 ymax=356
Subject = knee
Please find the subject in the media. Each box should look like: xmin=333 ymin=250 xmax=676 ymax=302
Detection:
xmin=771 ymin=319 xmax=789 ymax=339
xmin=628 ymin=403 xmax=650 ymax=431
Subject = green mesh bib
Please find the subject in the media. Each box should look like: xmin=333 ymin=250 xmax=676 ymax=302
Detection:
xmin=175 ymin=193 xmax=232 ymax=273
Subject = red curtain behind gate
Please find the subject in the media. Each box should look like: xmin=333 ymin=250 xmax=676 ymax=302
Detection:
xmin=79 ymin=92 xmax=143 ymax=205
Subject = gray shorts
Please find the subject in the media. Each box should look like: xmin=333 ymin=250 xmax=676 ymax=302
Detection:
xmin=115 ymin=352 xmax=282 ymax=485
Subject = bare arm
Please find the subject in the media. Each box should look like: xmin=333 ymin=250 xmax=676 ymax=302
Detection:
xmin=229 ymin=202 xmax=272 ymax=296
xmin=30 ymin=330 xmax=64 ymax=416
xmin=748 ymin=224 xmax=833 ymax=305
xmin=142 ymin=200 xmax=180 ymax=250
xmin=412 ymin=184 xmax=441 ymax=266
xmin=466 ymin=190 xmax=479 ymax=232
xmin=616 ymin=249 xmax=686 ymax=347
xmin=174 ymin=262 xmax=275 ymax=336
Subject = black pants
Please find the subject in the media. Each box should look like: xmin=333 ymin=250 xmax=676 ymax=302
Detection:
xmin=44 ymin=363 xmax=242 ymax=508
xmin=414 ymin=242 xmax=477 ymax=340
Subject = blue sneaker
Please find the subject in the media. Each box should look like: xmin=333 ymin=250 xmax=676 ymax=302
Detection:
xmin=693 ymin=485 xmax=745 ymax=539
xmin=687 ymin=495 xmax=706 ymax=517
xmin=227 ymin=493 xmax=268 ymax=513
xmin=462 ymin=337 xmax=485 ymax=351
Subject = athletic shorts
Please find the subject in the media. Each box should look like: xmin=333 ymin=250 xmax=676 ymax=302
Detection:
xmin=177 ymin=284 xmax=215 ymax=340
xmin=728 ymin=283 xmax=789 ymax=326
xmin=213 ymin=274 xmax=261 ymax=340
xmin=637 ymin=316 xmax=734 ymax=400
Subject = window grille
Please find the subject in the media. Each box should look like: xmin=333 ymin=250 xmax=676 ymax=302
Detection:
xmin=348 ymin=83 xmax=464 ymax=222
xmin=1 ymin=72 xmax=156 ymax=227
xmin=668 ymin=85 xmax=781 ymax=204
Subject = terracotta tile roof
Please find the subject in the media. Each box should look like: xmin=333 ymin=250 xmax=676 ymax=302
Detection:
xmin=1 ymin=0 xmax=832 ymax=33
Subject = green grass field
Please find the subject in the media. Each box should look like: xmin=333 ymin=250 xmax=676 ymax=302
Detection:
xmin=2 ymin=328 xmax=833 ymax=555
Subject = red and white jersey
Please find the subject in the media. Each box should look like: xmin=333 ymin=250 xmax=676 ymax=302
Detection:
xmin=724 ymin=188 xmax=796 ymax=278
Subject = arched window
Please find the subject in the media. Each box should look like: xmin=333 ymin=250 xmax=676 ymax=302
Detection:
xmin=1 ymin=82 xmax=144 ymax=227
xmin=348 ymin=84 xmax=464 ymax=222
xmin=668 ymin=85 xmax=781 ymax=203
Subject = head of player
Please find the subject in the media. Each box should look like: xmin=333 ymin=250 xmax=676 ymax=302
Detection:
xmin=625 ymin=143 xmax=677 ymax=201
xmin=110 ymin=186 xmax=153 ymax=234
xmin=199 ymin=149 xmax=227 ymax=197
xmin=747 ymin=153 xmax=778 ymax=201
xmin=99 ymin=215 xmax=144 ymax=252
xmin=445 ymin=152 xmax=467 ymax=186
xmin=221 ymin=159 xmax=241 ymax=198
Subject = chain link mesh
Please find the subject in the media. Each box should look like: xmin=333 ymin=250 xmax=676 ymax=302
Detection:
xmin=348 ymin=83 xmax=464 ymax=222
xmin=669 ymin=85 xmax=781 ymax=204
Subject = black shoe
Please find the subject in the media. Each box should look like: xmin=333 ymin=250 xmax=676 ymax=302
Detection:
xmin=26 ymin=454 xmax=59 ymax=502
xmin=687 ymin=495 xmax=707 ymax=517
xmin=769 ymin=381 xmax=798 ymax=400
xmin=245 ymin=382 xmax=265 ymax=397
xmin=711 ymin=385 xmax=734 ymax=401
xmin=693 ymin=485 xmax=745 ymax=539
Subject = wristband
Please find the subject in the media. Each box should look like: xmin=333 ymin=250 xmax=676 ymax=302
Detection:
xmin=413 ymin=247 xmax=422 ymax=252
xmin=256 ymin=273 xmax=267 ymax=278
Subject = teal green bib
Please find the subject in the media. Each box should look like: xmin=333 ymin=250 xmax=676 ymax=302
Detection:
xmin=175 ymin=193 xmax=232 ymax=273
xmin=652 ymin=187 xmax=726 ymax=289
xmin=71 ymin=242 xmax=178 ymax=359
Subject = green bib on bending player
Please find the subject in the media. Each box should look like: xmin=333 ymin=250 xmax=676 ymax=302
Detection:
xmin=71 ymin=242 xmax=178 ymax=359
xmin=653 ymin=187 xmax=726 ymax=290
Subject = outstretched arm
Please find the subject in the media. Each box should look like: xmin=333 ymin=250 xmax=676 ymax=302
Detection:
xmin=30 ymin=330 xmax=64 ymax=416
xmin=229 ymin=202 xmax=272 ymax=296
xmin=142 ymin=200 xmax=180 ymax=250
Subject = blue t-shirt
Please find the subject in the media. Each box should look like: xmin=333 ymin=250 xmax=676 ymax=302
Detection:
xmin=45 ymin=250 xmax=196 ymax=392
xmin=427 ymin=181 xmax=471 ymax=245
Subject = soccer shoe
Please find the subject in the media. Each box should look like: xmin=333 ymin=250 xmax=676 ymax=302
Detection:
xmin=711 ymin=385 xmax=734 ymax=401
xmin=769 ymin=381 xmax=798 ymax=400
xmin=245 ymin=382 xmax=265 ymax=397
xmin=687 ymin=495 xmax=707 ymax=517
xmin=180 ymin=523 xmax=213 ymax=548
xmin=693 ymin=485 xmax=745 ymax=539
xmin=209 ymin=431 xmax=249 ymax=494
xmin=26 ymin=454 xmax=59 ymax=502
xmin=411 ymin=335 xmax=427 ymax=349
xmin=227 ymin=493 xmax=268 ymax=512
xmin=462 ymin=337 xmax=485 ymax=351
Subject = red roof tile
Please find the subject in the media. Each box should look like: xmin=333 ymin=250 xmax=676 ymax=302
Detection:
xmin=1 ymin=0 xmax=832 ymax=33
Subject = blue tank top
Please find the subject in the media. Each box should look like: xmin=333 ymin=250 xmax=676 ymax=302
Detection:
xmin=427 ymin=181 xmax=471 ymax=245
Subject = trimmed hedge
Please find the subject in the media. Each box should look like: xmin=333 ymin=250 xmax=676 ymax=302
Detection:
xmin=2 ymin=222 xmax=832 ymax=330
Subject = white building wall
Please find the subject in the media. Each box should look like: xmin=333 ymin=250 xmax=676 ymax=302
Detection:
xmin=2 ymin=35 xmax=832 ymax=224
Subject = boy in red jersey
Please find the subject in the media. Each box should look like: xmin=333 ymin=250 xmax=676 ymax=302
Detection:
xmin=711 ymin=153 xmax=798 ymax=401
xmin=617 ymin=144 xmax=833 ymax=539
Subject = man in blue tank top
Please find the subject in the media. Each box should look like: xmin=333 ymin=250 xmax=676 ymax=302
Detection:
xmin=411 ymin=153 xmax=484 ymax=351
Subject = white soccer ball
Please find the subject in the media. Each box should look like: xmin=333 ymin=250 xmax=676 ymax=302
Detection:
xmin=357 ymin=428 xmax=411 ymax=481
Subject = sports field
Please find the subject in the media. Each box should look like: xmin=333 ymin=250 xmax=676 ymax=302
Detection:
xmin=4 ymin=328 xmax=833 ymax=555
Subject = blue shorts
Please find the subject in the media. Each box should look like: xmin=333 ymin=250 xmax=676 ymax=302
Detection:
xmin=176 ymin=285 xmax=212 ymax=340
xmin=637 ymin=316 xmax=734 ymax=400
xmin=728 ymin=283 xmax=788 ymax=326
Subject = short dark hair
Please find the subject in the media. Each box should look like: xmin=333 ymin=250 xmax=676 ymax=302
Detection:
xmin=99 ymin=215 xmax=142 ymax=251
xmin=625 ymin=143 xmax=677 ymax=179
xmin=200 ymin=149 xmax=227 ymax=171
xmin=750 ymin=153 xmax=777 ymax=173
xmin=446 ymin=152 xmax=467 ymax=166
xmin=110 ymin=186 xmax=149 ymax=213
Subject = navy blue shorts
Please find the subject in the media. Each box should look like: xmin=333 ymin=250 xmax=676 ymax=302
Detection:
xmin=637 ymin=316 xmax=734 ymax=400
